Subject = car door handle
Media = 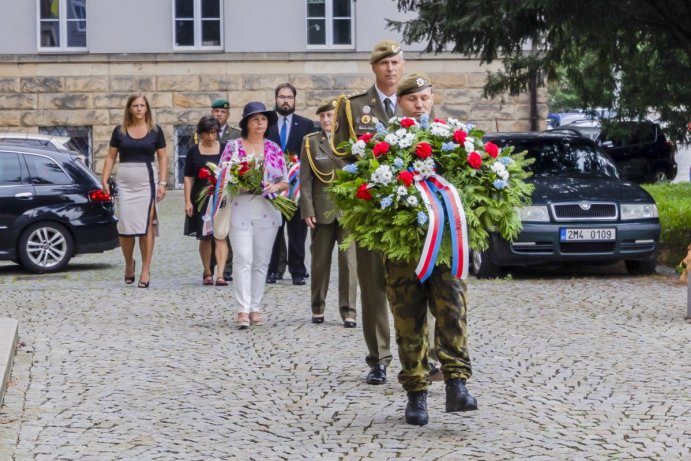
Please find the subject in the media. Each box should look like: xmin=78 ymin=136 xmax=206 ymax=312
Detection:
xmin=14 ymin=192 xmax=33 ymax=199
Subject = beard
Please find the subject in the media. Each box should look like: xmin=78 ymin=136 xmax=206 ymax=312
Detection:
xmin=276 ymin=104 xmax=295 ymax=116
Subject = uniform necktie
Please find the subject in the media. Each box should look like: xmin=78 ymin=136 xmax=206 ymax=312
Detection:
xmin=280 ymin=117 xmax=288 ymax=152
xmin=384 ymin=98 xmax=394 ymax=118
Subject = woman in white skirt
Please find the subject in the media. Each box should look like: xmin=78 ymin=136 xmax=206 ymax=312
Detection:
xmin=102 ymin=94 xmax=168 ymax=288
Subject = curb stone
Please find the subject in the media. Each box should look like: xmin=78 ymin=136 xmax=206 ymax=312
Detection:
xmin=0 ymin=317 xmax=18 ymax=405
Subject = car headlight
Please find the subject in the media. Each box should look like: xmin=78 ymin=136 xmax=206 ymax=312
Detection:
xmin=620 ymin=203 xmax=658 ymax=220
xmin=517 ymin=206 xmax=550 ymax=222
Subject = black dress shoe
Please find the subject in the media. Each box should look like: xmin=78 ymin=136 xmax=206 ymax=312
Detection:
xmin=312 ymin=315 xmax=324 ymax=324
xmin=343 ymin=319 xmax=357 ymax=328
xmin=266 ymin=272 xmax=276 ymax=284
xmin=366 ymin=365 xmax=386 ymax=385
xmin=292 ymin=276 xmax=306 ymax=285
xmin=445 ymin=378 xmax=478 ymax=412
xmin=405 ymin=391 xmax=429 ymax=426
xmin=223 ymin=272 xmax=233 ymax=281
xmin=275 ymin=272 xmax=284 ymax=280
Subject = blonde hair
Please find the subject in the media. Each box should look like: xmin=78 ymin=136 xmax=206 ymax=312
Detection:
xmin=120 ymin=94 xmax=156 ymax=134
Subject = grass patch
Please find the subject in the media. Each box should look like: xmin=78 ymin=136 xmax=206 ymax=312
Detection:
xmin=642 ymin=182 xmax=691 ymax=266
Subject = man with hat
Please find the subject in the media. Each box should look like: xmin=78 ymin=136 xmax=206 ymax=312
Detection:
xmin=331 ymin=39 xmax=405 ymax=386
xmin=300 ymin=98 xmax=358 ymax=328
xmin=385 ymin=73 xmax=477 ymax=426
xmin=211 ymin=98 xmax=241 ymax=143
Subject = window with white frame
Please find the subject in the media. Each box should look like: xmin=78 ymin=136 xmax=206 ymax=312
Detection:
xmin=306 ymin=0 xmax=354 ymax=49
xmin=174 ymin=125 xmax=196 ymax=189
xmin=38 ymin=0 xmax=87 ymax=51
xmin=174 ymin=0 xmax=222 ymax=50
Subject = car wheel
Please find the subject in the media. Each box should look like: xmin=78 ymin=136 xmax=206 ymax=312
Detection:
xmin=17 ymin=222 xmax=74 ymax=273
xmin=649 ymin=169 xmax=669 ymax=183
xmin=470 ymin=249 xmax=506 ymax=279
xmin=625 ymin=255 xmax=657 ymax=275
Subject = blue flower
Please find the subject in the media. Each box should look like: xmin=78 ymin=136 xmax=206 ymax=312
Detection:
xmin=419 ymin=113 xmax=430 ymax=129
xmin=380 ymin=196 xmax=393 ymax=209
xmin=441 ymin=142 xmax=458 ymax=152
xmin=342 ymin=164 xmax=358 ymax=174
xmin=417 ymin=212 xmax=428 ymax=225
xmin=493 ymin=179 xmax=509 ymax=190
xmin=498 ymin=157 xmax=514 ymax=165
xmin=375 ymin=122 xmax=387 ymax=134
xmin=393 ymin=157 xmax=404 ymax=169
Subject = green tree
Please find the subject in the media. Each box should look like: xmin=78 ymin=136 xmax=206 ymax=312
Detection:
xmin=390 ymin=1 xmax=691 ymax=141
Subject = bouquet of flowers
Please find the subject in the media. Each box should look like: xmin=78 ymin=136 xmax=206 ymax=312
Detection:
xmin=328 ymin=114 xmax=533 ymax=281
xmin=196 ymin=154 xmax=296 ymax=220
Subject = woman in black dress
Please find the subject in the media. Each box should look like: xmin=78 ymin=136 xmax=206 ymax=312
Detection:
xmin=183 ymin=115 xmax=226 ymax=285
xmin=102 ymin=94 xmax=168 ymax=288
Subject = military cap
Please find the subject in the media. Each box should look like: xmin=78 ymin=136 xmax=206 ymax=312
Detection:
xmin=369 ymin=39 xmax=402 ymax=64
xmin=315 ymin=98 xmax=338 ymax=115
xmin=396 ymin=72 xmax=432 ymax=97
xmin=211 ymin=98 xmax=230 ymax=109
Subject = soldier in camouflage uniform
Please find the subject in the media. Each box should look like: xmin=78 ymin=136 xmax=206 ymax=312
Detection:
xmin=386 ymin=73 xmax=478 ymax=426
xmin=331 ymin=39 xmax=405 ymax=385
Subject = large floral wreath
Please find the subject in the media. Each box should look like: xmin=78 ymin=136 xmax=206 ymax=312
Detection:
xmin=328 ymin=114 xmax=533 ymax=280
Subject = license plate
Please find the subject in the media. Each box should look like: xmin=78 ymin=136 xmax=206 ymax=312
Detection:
xmin=560 ymin=228 xmax=616 ymax=241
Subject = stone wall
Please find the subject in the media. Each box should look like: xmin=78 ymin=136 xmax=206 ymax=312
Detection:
xmin=0 ymin=53 xmax=547 ymax=186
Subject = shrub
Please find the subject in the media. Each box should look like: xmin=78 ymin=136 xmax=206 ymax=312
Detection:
xmin=642 ymin=182 xmax=691 ymax=266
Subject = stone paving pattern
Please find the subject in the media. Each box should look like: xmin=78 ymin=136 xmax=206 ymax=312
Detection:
xmin=0 ymin=191 xmax=689 ymax=460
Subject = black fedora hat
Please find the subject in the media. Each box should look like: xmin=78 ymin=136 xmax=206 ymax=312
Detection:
xmin=239 ymin=101 xmax=278 ymax=131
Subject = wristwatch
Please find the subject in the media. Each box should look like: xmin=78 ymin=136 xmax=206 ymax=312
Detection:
xmin=158 ymin=181 xmax=167 ymax=186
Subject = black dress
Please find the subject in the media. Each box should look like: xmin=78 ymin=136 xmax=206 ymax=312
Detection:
xmin=183 ymin=143 xmax=224 ymax=239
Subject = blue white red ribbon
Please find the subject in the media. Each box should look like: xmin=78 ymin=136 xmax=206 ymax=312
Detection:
xmin=282 ymin=162 xmax=301 ymax=203
xmin=413 ymin=172 xmax=469 ymax=282
xmin=202 ymin=165 xmax=229 ymax=236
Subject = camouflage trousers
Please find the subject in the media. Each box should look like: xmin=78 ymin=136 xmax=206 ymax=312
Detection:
xmin=384 ymin=259 xmax=472 ymax=392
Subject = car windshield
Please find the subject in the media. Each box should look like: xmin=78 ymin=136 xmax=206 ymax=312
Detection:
xmin=515 ymin=139 xmax=620 ymax=179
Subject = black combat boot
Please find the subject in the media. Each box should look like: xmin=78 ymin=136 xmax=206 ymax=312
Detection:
xmin=445 ymin=378 xmax=478 ymax=413
xmin=405 ymin=391 xmax=429 ymax=426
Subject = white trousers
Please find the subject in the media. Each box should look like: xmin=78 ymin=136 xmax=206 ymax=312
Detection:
xmin=229 ymin=195 xmax=281 ymax=313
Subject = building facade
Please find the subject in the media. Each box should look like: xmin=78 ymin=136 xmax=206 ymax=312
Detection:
xmin=0 ymin=0 xmax=546 ymax=188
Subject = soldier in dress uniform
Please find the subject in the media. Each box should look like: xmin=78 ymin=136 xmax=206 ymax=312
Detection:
xmin=300 ymin=99 xmax=358 ymax=327
xmin=331 ymin=39 xmax=405 ymax=385
xmin=385 ymin=73 xmax=478 ymax=426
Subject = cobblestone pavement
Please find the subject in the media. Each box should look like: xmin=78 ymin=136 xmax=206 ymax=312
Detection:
xmin=0 ymin=191 xmax=689 ymax=461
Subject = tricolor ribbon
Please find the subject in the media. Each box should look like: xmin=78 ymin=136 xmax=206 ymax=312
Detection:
xmin=202 ymin=165 xmax=229 ymax=236
xmin=282 ymin=162 xmax=301 ymax=203
xmin=413 ymin=172 xmax=469 ymax=282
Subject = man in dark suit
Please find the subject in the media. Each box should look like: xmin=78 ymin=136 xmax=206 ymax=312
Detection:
xmin=266 ymin=83 xmax=316 ymax=285
xmin=331 ymin=40 xmax=405 ymax=385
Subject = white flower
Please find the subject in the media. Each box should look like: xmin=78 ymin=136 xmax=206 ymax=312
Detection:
xmin=430 ymin=122 xmax=451 ymax=137
xmin=371 ymin=165 xmax=394 ymax=185
xmin=396 ymin=185 xmax=408 ymax=197
xmin=395 ymin=128 xmax=408 ymax=137
xmin=491 ymin=162 xmax=510 ymax=181
xmin=384 ymin=133 xmax=399 ymax=145
xmin=406 ymin=195 xmax=419 ymax=207
xmin=398 ymin=133 xmax=415 ymax=148
xmin=413 ymin=158 xmax=435 ymax=178
xmin=447 ymin=117 xmax=463 ymax=130
xmin=351 ymin=140 xmax=367 ymax=157
xmin=464 ymin=140 xmax=475 ymax=152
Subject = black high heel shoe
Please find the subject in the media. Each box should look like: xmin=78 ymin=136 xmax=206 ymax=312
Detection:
xmin=124 ymin=261 xmax=136 ymax=285
xmin=138 ymin=273 xmax=150 ymax=288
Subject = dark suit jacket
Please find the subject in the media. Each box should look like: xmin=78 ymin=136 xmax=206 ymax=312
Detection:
xmin=268 ymin=113 xmax=316 ymax=156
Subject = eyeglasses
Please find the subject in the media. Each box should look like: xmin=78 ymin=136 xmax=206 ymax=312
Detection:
xmin=277 ymin=95 xmax=295 ymax=101
xmin=201 ymin=131 xmax=218 ymax=137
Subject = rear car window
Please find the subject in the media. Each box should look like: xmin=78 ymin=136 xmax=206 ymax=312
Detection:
xmin=515 ymin=140 xmax=619 ymax=179
xmin=0 ymin=153 xmax=23 ymax=185
xmin=601 ymin=123 xmax=657 ymax=146
xmin=24 ymin=153 xmax=72 ymax=185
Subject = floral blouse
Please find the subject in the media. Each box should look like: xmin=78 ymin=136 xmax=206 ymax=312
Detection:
xmin=220 ymin=138 xmax=288 ymax=187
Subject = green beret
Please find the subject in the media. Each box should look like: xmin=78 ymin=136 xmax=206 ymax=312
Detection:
xmin=211 ymin=98 xmax=230 ymax=109
xmin=369 ymin=39 xmax=402 ymax=64
xmin=316 ymin=98 xmax=338 ymax=115
xmin=396 ymin=73 xmax=432 ymax=97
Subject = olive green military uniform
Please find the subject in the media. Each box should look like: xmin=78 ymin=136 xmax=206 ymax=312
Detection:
xmin=300 ymin=131 xmax=358 ymax=320
xmin=332 ymin=85 xmax=403 ymax=368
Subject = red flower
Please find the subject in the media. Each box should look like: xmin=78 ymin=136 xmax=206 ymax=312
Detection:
xmin=434 ymin=118 xmax=446 ymax=124
xmin=415 ymin=142 xmax=433 ymax=159
xmin=356 ymin=183 xmax=373 ymax=200
xmin=290 ymin=155 xmax=300 ymax=164
xmin=238 ymin=162 xmax=251 ymax=176
xmin=209 ymin=175 xmax=217 ymax=186
xmin=484 ymin=141 xmax=499 ymax=158
xmin=206 ymin=184 xmax=214 ymax=196
xmin=400 ymin=118 xmax=416 ymax=128
xmin=358 ymin=133 xmax=373 ymax=143
xmin=467 ymin=151 xmax=482 ymax=169
xmin=372 ymin=142 xmax=390 ymax=158
xmin=398 ymin=170 xmax=414 ymax=187
xmin=453 ymin=130 xmax=467 ymax=144
xmin=198 ymin=167 xmax=211 ymax=180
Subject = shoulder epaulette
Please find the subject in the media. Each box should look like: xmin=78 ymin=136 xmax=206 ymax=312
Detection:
xmin=347 ymin=90 xmax=368 ymax=99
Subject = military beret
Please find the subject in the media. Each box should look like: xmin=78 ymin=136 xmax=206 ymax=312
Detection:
xmin=369 ymin=39 xmax=402 ymax=64
xmin=211 ymin=98 xmax=230 ymax=109
xmin=396 ymin=72 xmax=432 ymax=97
xmin=316 ymin=98 xmax=338 ymax=115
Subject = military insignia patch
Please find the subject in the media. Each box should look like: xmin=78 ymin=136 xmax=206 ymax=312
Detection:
xmin=362 ymin=105 xmax=371 ymax=115
xmin=361 ymin=115 xmax=372 ymax=124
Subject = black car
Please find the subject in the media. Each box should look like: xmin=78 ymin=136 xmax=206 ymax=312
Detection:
xmin=0 ymin=144 xmax=119 ymax=273
xmin=553 ymin=120 xmax=677 ymax=183
xmin=471 ymin=132 xmax=660 ymax=278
